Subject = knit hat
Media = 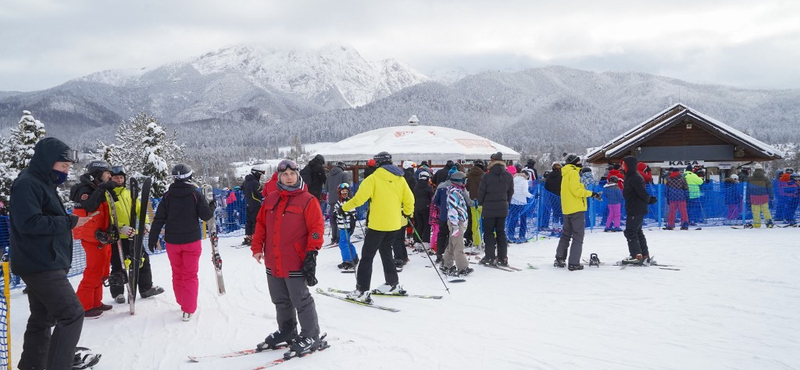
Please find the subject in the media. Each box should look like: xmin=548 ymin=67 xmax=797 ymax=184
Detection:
xmin=490 ymin=152 xmax=503 ymax=161
xmin=754 ymin=163 xmax=763 ymax=170
xmin=367 ymin=159 xmax=376 ymax=166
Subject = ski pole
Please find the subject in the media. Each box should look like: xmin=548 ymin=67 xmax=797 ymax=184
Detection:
xmin=342 ymin=224 xmax=358 ymax=284
xmin=406 ymin=216 xmax=450 ymax=294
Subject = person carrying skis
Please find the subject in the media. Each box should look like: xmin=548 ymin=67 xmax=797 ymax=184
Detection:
xmin=108 ymin=165 xmax=164 ymax=304
xmin=554 ymin=154 xmax=600 ymax=271
xmin=621 ymin=156 xmax=658 ymax=264
xmin=333 ymin=183 xmax=359 ymax=270
xmin=343 ymin=151 xmax=414 ymax=303
xmin=441 ymin=171 xmax=474 ymax=276
xmin=70 ymin=160 xmax=117 ymax=317
xmin=148 ymin=164 xmax=213 ymax=321
xmin=10 ymin=137 xmax=99 ymax=370
xmin=251 ymin=159 xmax=325 ymax=357
xmin=242 ymin=166 xmax=266 ymax=246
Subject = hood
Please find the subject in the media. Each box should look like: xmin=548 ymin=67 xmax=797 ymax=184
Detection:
xmin=751 ymin=168 xmax=767 ymax=179
xmin=488 ymin=160 xmax=506 ymax=173
xmin=562 ymin=164 xmax=578 ymax=177
xmin=27 ymin=137 xmax=72 ymax=184
xmin=329 ymin=166 xmax=343 ymax=176
xmin=780 ymin=173 xmax=791 ymax=182
xmin=621 ymin=156 xmax=638 ymax=178
xmin=378 ymin=164 xmax=404 ymax=177
xmin=310 ymin=154 xmax=325 ymax=166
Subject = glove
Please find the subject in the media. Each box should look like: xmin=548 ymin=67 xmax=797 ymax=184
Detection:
xmin=648 ymin=196 xmax=658 ymax=205
xmin=208 ymin=199 xmax=217 ymax=209
xmin=591 ymin=192 xmax=603 ymax=201
xmin=99 ymin=180 xmax=117 ymax=190
xmin=148 ymin=242 xmax=157 ymax=253
xmin=451 ymin=227 xmax=460 ymax=237
xmin=303 ymin=250 xmax=318 ymax=287
xmin=120 ymin=225 xmax=136 ymax=238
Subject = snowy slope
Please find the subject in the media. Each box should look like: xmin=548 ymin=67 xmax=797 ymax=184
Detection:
xmin=9 ymin=227 xmax=799 ymax=370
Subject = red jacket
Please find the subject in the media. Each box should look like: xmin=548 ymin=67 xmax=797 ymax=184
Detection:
xmin=72 ymin=201 xmax=110 ymax=243
xmin=637 ymin=162 xmax=653 ymax=184
xmin=262 ymin=172 xmax=278 ymax=198
xmin=251 ymin=185 xmax=324 ymax=278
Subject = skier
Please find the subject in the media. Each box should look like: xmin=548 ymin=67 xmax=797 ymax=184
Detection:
xmin=108 ymin=165 xmax=164 ymax=303
xmin=554 ymin=154 xmax=600 ymax=270
xmin=69 ymin=160 xmax=117 ymax=317
xmin=465 ymin=160 xmax=485 ymax=249
xmin=148 ymin=164 xmax=213 ymax=321
xmin=299 ymin=154 xmax=326 ymax=201
xmin=412 ymin=170 xmax=434 ymax=248
xmin=509 ymin=169 xmax=532 ymax=242
xmin=325 ymin=162 xmax=351 ymax=244
xmin=621 ymin=156 xmax=658 ymax=264
xmin=251 ymin=159 xmax=324 ymax=357
xmin=477 ymin=152 xmax=514 ymax=266
xmin=242 ymin=166 xmax=265 ymax=246
xmin=333 ymin=183 xmax=359 ymax=270
xmin=664 ymin=167 xmax=690 ymax=230
xmin=603 ymin=176 xmax=623 ymax=232
xmin=746 ymin=163 xmax=774 ymax=228
xmin=441 ymin=171 xmax=474 ymax=276
xmin=342 ymin=151 xmax=414 ymax=302
xmin=9 ymin=137 xmax=99 ymax=370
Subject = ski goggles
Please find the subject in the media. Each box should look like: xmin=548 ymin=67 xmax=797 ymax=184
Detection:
xmin=58 ymin=148 xmax=78 ymax=163
xmin=277 ymin=159 xmax=299 ymax=172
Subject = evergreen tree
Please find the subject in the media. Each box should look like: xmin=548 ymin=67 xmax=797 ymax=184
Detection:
xmin=0 ymin=110 xmax=47 ymax=202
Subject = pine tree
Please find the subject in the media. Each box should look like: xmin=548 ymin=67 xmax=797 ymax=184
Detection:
xmin=0 ymin=110 xmax=47 ymax=201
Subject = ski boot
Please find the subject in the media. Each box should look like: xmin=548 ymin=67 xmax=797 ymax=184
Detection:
xmin=589 ymin=253 xmax=600 ymax=267
xmin=257 ymin=326 xmax=298 ymax=351
xmin=373 ymin=283 xmax=405 ymax=295
xmin=182 ymin=312 xmax=193 ymax=322
xmin=337 ymin=261 xmax=354 ymax=270
xmin=479 ymin=256 xmax=496 ymax=266
xmin=346 ymin=289 xmax=372 ymax=303
xmin=553 ymin=258 xmax=566 ymax=268
xmin=766 ymin=220 xmax=775 ymax=228
xmin=744 ymin=223 xmax=754 ymax=229
xmin=141 ymin=285 xmax=165 ymax=298
xmin=284 ymin=333 xmax=329 ymax=359
xmin=496 ymin=256 xmax=509 ymax=267
xmin=73 ymin=347 xmax=101 ymax=369
xmin=568 ymin=264 xmax=584 ymax=271
xmin=622 ymin=254 xmax=644 ymax=265
xmin=680 ymin=222 xmax=689 ymax=230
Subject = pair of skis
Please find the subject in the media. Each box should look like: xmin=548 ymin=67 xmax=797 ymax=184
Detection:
xmin=188 ymin=333 xmax=335 ymax=369
xmin=314 ymin=287 xmax=443 ymax=313
xmin=106 ymin=177 xmax=150 ymax=314
xmin=203 ymin=185 xmax=226 ymax=295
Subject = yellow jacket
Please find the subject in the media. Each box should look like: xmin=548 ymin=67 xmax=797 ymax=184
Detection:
xmin=109 ymin=186 xmax=149 ymax=239
xmin=343 ymin=167 xmax=415 ymax=232
xmin=560 ymin=164 xmax=593 ymax=215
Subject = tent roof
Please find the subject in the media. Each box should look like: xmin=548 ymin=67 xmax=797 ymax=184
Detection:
xmin=315 ymin=125 xmax=520 ymax=162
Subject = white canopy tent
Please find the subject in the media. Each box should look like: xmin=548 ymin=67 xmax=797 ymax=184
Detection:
xmin=314 ymin=118 xmax=520 ymax=164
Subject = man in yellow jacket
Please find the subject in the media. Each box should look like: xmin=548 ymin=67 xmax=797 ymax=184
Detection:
xmin=554 ymin=154 xmax=600 ymax=271
xmin=108 ymin=166 xmax=164 ymax=303
xmin=342 ymin=152 xmax=414 ymax=302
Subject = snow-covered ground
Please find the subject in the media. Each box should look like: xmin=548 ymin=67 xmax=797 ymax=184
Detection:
xmin=9 ymin=226 xmax=799 ymax=370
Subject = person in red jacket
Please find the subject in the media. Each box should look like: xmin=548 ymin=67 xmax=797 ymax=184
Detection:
xmin=252 ymin=159 xmax=325 ymax=358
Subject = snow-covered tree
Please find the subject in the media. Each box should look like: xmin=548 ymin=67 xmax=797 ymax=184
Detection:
xmin=99 ymin=112 xmax=185 ymax=197
xmin=0 ymin=110 xmax=47 ymax=201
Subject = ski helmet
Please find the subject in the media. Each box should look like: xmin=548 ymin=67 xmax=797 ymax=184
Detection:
xmin=402 ymin=161 xmax=415 ymax=170
xmin=450 ymin=171 xmax=467 ymax=185
xmin=110 ymin=165 xmax=126 ymax=177
xmin=251 ymin=166 xmax=266 ymax=177
xmin=86 ymin=160 xmax=111 ymax=181
xmin=171 ymin=163 xmax=193 ymax=181
xmin=373 ymin=151 xmax=392 ymax=166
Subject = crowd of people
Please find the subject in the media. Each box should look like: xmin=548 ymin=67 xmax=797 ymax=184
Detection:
xmin=7 ymin=137 xmax=798 ymax=368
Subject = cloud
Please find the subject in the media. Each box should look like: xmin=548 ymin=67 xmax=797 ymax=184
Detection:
xmin=1 ymin=0 xmax=799 ymax=91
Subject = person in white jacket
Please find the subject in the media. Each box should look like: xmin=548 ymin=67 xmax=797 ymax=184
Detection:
xmin=508 ymin=170 xmax=533 ymax=242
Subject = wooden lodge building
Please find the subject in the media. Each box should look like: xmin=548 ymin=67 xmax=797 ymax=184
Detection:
xmin=585 ymin=103 xmax=784 ymax=181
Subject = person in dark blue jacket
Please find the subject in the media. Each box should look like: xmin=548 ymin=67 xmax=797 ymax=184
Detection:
xmin=10 ymin=137 xmax=95 ymax=370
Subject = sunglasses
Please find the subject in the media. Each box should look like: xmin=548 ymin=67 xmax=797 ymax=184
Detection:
xmin=277 ymin=159 xmax=299 ymax=172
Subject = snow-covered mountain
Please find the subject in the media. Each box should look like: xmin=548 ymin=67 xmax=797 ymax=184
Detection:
xmin=76 ymin=44 xmax=429 ymax=109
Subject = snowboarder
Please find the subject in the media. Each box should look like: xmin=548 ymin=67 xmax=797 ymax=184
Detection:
xmin=342 ymin=151 xmax=414 ymax=302
xmin=251 ymin=159 xmax=325 ymax=357
xmin=148 ymin=164 xmax=213 ymax=321
xmin=108 ymin=165 xmax=164 ymax=303
xmin=70 ymin=160 xmax=116 ymax=317
xmin=9 ymin=137 xmax=98 ymax=370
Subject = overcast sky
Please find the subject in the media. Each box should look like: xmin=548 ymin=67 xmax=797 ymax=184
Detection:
xmin=2 ymin=0 xmax=799 ymax=92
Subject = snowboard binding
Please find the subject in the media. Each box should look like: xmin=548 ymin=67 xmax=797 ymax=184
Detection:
xmin=589 ymin=253 xmax=600 ymax=267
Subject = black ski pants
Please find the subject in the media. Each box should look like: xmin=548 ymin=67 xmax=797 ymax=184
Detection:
xmin=624 ymin=213 xmax=650 ymax=257
xmin=356 ymin=229 xmax=399 ymax=291
xmin=437 ymin=219 xmax=450 ymax=257
xmin=412 ymin=208 xmax=430 ymax=243
xmin=482 ymin=216 xmax=508 ymax=260
xmin=19 ymin=269 xmax=84 ymax=370
xmin=464 ymin=205 xmax=474 ymax=245
xmin=110 ymin=238 xmax=154 ymax=297
xmin=246 ymin=204 xmax=259 ymax=236
xmin=392 ymin=227 xmax=408 ymax=262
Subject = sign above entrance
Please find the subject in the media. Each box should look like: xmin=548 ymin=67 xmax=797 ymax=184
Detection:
xmin=661 ymin=160 xmax=705 ymax=167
